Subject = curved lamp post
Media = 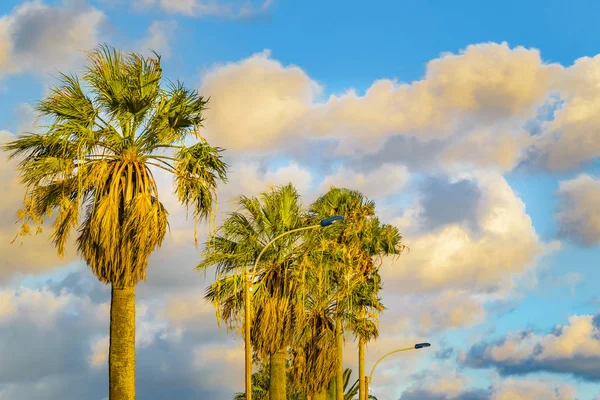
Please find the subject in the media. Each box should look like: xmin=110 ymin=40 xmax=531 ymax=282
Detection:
xmin=244 ymin=215 xmax=344 ymax=400
xmin=364 ymin=343 xmax=431 ymax=398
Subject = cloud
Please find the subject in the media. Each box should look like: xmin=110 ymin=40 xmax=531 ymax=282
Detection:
xmin=134 ymin=0 xmax=273 ymax=18
xmin=302 ymin=43 xmax=557 ymax=155
xmin=198 ymin=43 xmax=566 ymax=171
xmin=200 ymin=50 xmax=322 ymax=152
xmin=399 ymin=371 xmax=484 ymax=400
xmin=400 ymin=373 xmax=575 ymax=400
xmin=532 ymin=55 xmax=600 ymax=171
xmin=138 ymin=20 xmax=178 ymax=58
xmin=555 ymin=174 xmax=600 ymax=246
xmin=416 ymin=176 xmax=482 ymax=234
xmin=318 ymin=163 xmax=408 ymax=199
xmin=0 ymin=1 xmax=106 ymax=77
xmin=464 ymin=313 xmax=600 ymax=381
xmin=0 ymin=286 xmax=107 ymax=384
xmin=0 ymin=272 xmax=247 ymax=399
xmin=383 ymin=171 xmax=553 ymax=293
xmin=197 ymin=42 xmax=600 ymax=171
xmin=0 ymin=131 xmax=78 ymax=282
xmin=491 ymin=379 xmax=576 ymax=400
xmin=89 ymin=335 xmax=109 ymax=368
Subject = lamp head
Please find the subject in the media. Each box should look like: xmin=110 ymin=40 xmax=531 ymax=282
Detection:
xmin=320 ymin=215 xmax=344 ymax=227
xmin=414 ymin=343 xmax=431 ymax=349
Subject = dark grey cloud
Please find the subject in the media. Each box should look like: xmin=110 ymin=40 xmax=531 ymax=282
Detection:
xmin=1 ymin=0 xmax=106 ymax=77
xmin=287 ymin=135 xmax=449 ymax=177
xmin=418 ymin=176 xmax=482 ymax=234
xmin=554 ymin=175 xmax=600 ymax=247
xmin=434 ymin=344 xmax=455 ymax=361
xmin=0 ymin=269 xmax=244 ymax=400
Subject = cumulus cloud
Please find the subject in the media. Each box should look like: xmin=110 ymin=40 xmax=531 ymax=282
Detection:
xmin=0 ymin=1 xmax=106 ymax=77
xmin=464 ymin=313 xmax=600 ymax=381
xmin=533 ymin=55 xmax=600 ymax=170
xmin=197 ymin=42 xmax=600 ymax=171
xmin=399 ymin=371 xmax=482 ymax=400
xmin=400 ymin=373 xmax=575 ymax=400
xmin=318 ymin=163 xmax=408 ymax=199
xmin=200 ymin=50 xmax=322 ymax=151
xmin=555 ymin=174 xmax=600 ymax=246
xmin=491 ymin=379 xmax=576 ymax=400
xmin=383 ymin=171 xmax=553 ymax=293
xmin=302 ymin=43 xmax=557 ymax=154
xmin=0 ymin=272 xmax=246 ymax=400
xmin=134 ymin=0 xmax=273 ymax=18
xmin=198 ymin=43 xmax=572 ymax=171
xmin=137 ymin=20 xmax=178 ymax=58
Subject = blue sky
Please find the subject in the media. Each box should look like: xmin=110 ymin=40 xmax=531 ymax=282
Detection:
xmin=1 ymin=1 xmax=600 ymax=399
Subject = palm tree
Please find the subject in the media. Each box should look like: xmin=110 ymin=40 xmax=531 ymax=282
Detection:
xmin=290 ymin=262 xmax=339 ymax=398
xmin=325 ymin=368 xmax=378 ymax=400
xmin=233 ymin=360 xmax=307 ymax=400
xmin=3 ymin=45 xmax=227 ymax=400
xmin=199 ymin=183 xmax=307 ymax=400
xmin=349 ymin=219 xmax=404 ymax=400
xmin=305 ymin=188 xmax=377 ymax=400
xmin=306 ymin=188 xmax=405 ymax=400
xmin=235 ymin=366 xmax=378 ymax=400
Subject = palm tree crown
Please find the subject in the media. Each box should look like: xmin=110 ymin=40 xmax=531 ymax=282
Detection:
xmin=4 ymin=45 xmax=227 ymax=287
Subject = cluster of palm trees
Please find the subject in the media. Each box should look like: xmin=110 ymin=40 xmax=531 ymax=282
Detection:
xmin=199 ymin=184 xmax=404 ymax=400
xmin=3 ymin=45 xmax=406 ymax=400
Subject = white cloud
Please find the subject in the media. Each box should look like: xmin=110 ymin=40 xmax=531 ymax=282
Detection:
xmin=89 ymin=335 xmax=109 ymax=368
xmin=200 ymin=50 xmax=322 ymax=151
xmin=555 ymin=174 xmax=600 ymax=246
xmin=319 ymin=163 xmax=408 ymax=199
xmin=138 ymin=20 xmax=178 ymax=58
xmin=198 ymin=43 xmax=568 ymax=171
xmin=196 ymin=42 xmax=600 ymax=171
xmin=0 ymin=1 xmax=106 ymax=77
xmin=383 ymin=171 xmax=553 ymax=293
xmin=534 ymin=55 xmax=600 ymax=170
xmin=134 ymin=0 xmax=273 ymax=18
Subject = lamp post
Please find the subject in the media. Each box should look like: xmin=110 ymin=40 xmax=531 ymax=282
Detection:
xmin=364 ymin=343 xmax=431 ymax=399
xmin=244 ymin=215 xmax=344 ymax=400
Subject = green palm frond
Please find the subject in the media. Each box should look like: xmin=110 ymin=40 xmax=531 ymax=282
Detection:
xmin=199 ymin=183 xmax=308 ymax=359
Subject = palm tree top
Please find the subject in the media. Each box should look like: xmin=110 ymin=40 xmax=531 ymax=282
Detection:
xmin=3 ymin=44 xmax=227 ymax=288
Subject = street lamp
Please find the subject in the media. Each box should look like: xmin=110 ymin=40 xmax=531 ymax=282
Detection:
xmin=244 ymin=215 xmax=344 ymax=400
xmin=364 ymin=343 xmax=431 ymax=399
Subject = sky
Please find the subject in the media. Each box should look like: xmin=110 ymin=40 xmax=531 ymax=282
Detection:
xmin=1 ymin=0 xmax=600 ymax=399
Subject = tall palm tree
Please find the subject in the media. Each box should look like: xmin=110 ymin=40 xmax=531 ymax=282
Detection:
xmin=306 ymin=188 xmax=405 ymax=400
xmin=349 ymin=219 xmax=404 ymax=400
xmin=290 ymin=259 xmax=339 ymax=398
xmin=3 ymin=45 xmax=227 ymax=400
xmin=306 ymin=188 xmax=377 ymax=400
xmin=199 ymin=183 xmax=307 ymax=400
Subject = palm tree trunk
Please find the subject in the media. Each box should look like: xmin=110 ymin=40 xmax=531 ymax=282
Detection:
xmin=269 ymin=348 xmax=287 ymax=400
xmin=109 ymin=285 xmax=136 ymax=400
xmin=359 ymin=337 xmax=365 ymax=400
xmin=335 ymin=317 xmax=343 ymax=400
